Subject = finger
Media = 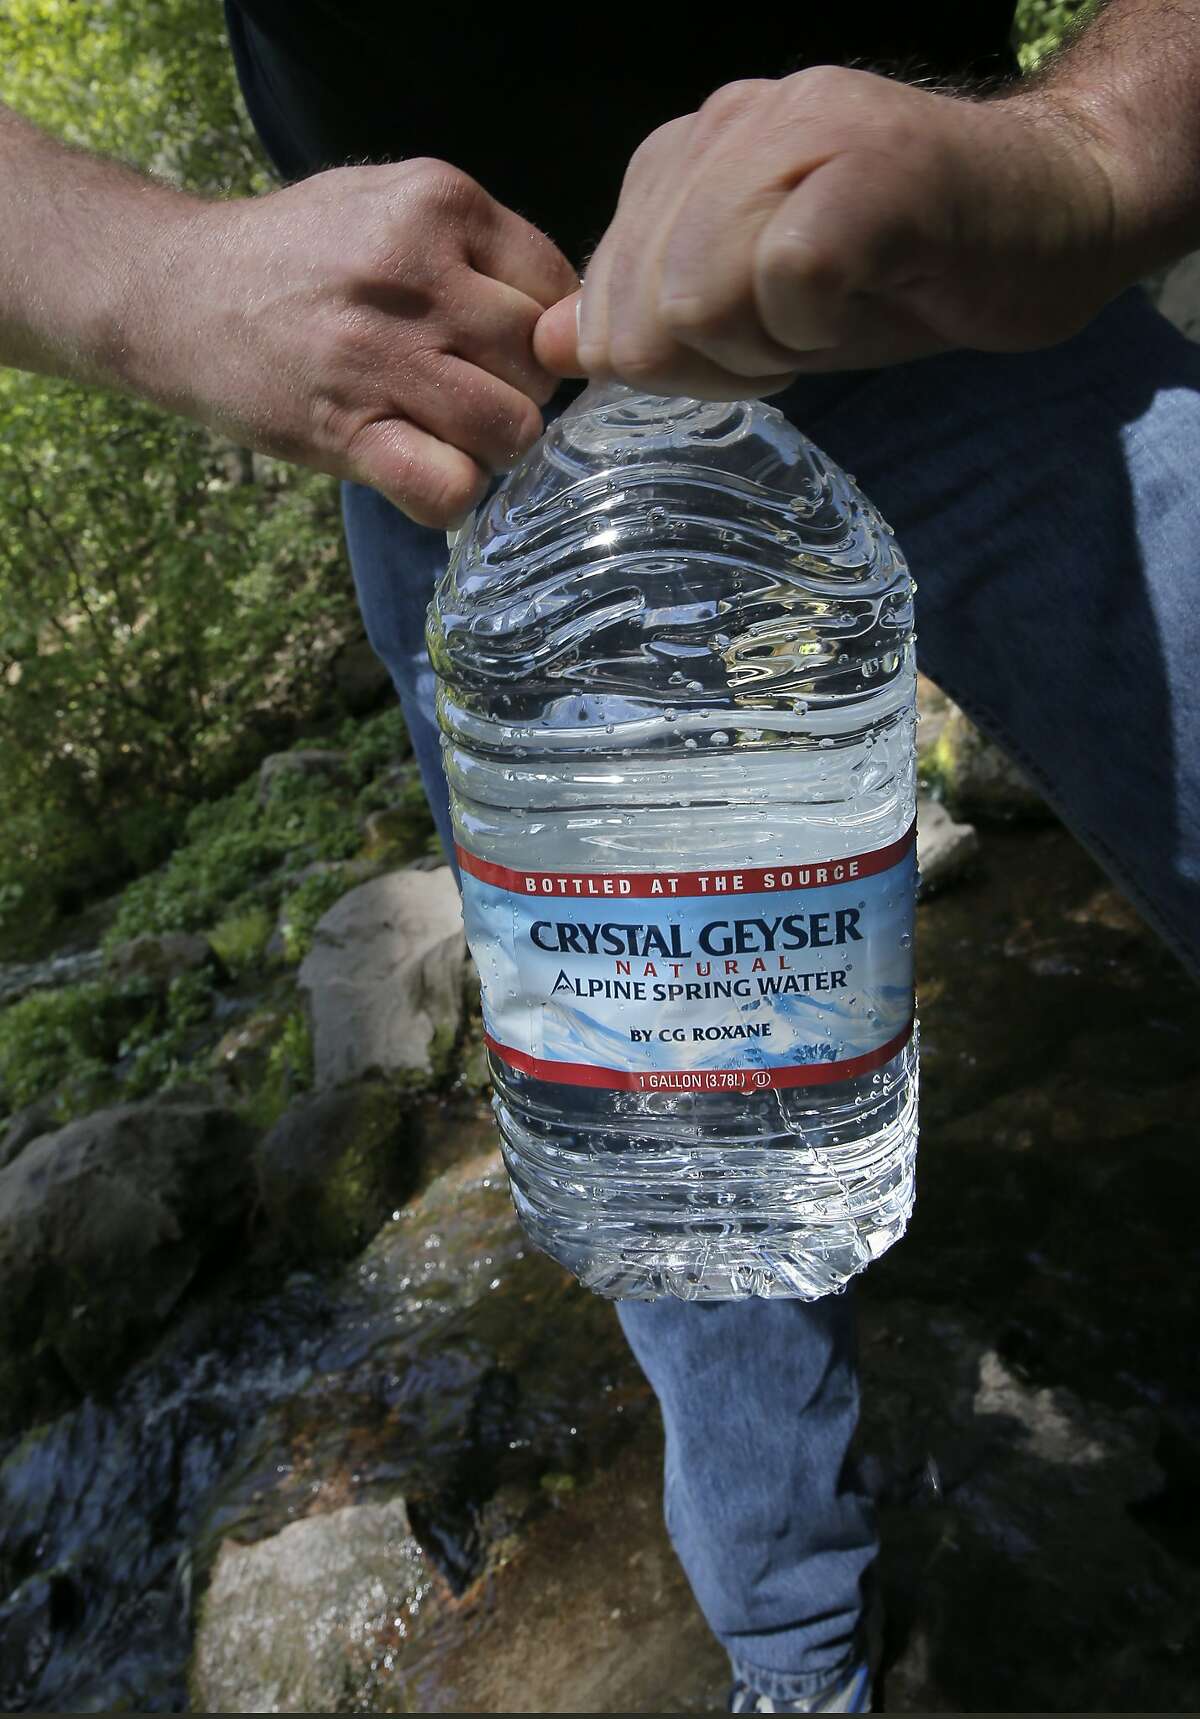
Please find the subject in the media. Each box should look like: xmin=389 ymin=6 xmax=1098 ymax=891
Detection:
xmin=755 ymin=153 xmax=919 ymax=354
xmin=346 ymin=416 xmax=490 ymax=529
xmin=588 ymin=116 xmax=701 ymax=379
xmin=651 ymin=110 xmax=841 ymax=371
xmin=467 ymin=193 xmax=581 ymax=309
xmin=404 ymin=354 xmax=545 ymax=472
xmin=532 ymin=290 xmax=584 ymax=377
xmin=449 ymin=273 xmax=563 ymax=403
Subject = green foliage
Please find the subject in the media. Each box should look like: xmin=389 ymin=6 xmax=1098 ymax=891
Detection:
xmin=0 ymin=978 xmax=135 ymax=1115
xmin=106 ymin=777 xmax=355 ymax=944
xmin=0 ymin=0 xmax=267 ymax=196
xmin=0 ymin=376 xmax=359 ymax=950
xmin=0 ymin=966 xmax=223 ymax=1120
xmin=104 ymin=705 xmax=414 ymax=946
xmin=208 ymin=906 xmax=275 ymax=977
xmin=117 ymin=968 xmax=215 ymax=1099
xmin=0 ymin=5 xmax=367 ymax=954
xmin=278 ymin=871 xmax=352 ymax=966
xmin=1013 ymin=0 xmax=1100 ymax=70
xmin=339 ymin=706 xmax=413 ymax=784
xmin=243 ymin=1010 xmax=314 ymax=1132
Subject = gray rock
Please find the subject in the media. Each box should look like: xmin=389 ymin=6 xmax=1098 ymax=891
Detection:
xmin=191 ymin=1497 xmax=426 ymax=1715
xmin=255 ymin=1079 xmax=416 ymax=1262
xmin=0 ymin=1101 xmax=255 ymax=1428
xmin=331 ymin=636 xmax=395 ymax=716
xmin=0 ymin=1103 xmax=55 ymax=1171
xmin=257 ymin=748 xmax=349 ymax=805
xmin=106 ymin=931 xmax=212 ymax=986
xmin=927 ymin=704 xmax=1049 ymax=823
xmin=299 ymin=869 xmax=467 ymax=1086
xmin=916 ymin=795 xmax=979 ymax=894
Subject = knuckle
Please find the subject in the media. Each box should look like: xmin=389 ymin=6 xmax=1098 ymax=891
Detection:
xmin=329 ymin=304 xmax=390 ymax=376
xmin=401 ymin=156 xmax=481 ymax=213
xmin=659 ymin=292 xmax=722 ymax=338
xmin=785 ymin=63 xmax=854 ymax=107
xmin=700 ymin=78 xmax=772 ymax=126
xmin=760 ymin=226 xmax=847 ymax=295
xmin=624 ymin=118 xmax=684 ymax=183
xmin=426 ymin=467 xmax=485 ymax=528
xmin=504 ymin=398 xmax=543 ymax=456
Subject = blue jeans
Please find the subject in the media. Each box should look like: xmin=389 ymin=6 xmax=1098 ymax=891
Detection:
xmin=342 ymin=287 xmax=1200 ymax=1700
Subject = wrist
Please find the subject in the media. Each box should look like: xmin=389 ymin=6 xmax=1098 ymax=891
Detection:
xmin=98 ymin=188 xmax=216 ymax=415
xmin=999 ymin=77 xmax=1193 ymax=285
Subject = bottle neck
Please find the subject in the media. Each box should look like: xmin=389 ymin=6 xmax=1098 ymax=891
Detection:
xmin=562 ymin=382 xmax=744 ymax=453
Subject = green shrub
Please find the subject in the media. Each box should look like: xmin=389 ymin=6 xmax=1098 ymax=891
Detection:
xmin=103 ymin=704 xmax=416 ymax=947
xmin=106 ymin=778 xmax=356 ymax=945
xmin=1013 ymin=0 xmax=1100 ymax=69
xmin=118 ymin=969 xmax=216 ymax=1099
xmin=208 ymin=905 xmax=275 ymax=976
xmin=0 ymin=980 xmax=144 ymax=1116
xmin=0 ymin=5 xmax=370 ymax=955
xmin=0 ymin=967 xmax=225 ymax=1121
xmin=278 ymin=871 xmax=355 ymax=965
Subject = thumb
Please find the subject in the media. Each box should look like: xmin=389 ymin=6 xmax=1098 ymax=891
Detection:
xmin=533 ymin=289 xmax=585 ymax=377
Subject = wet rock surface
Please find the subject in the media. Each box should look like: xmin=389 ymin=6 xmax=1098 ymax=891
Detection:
xmin=193 ymin=1497 xmax=427 ymax=1713
xmin=299 ymin=867 xmax=468 ymax=1086
xmin=106 ymin=932 xmax=214 ymax=987
xmin=1 ymin=826 xmax=1198 ymax=1713
xmin=0 ymin=947 xmax=106 ymax=1009
xmin=0 ymin=1101 xmax=256 ymax=1432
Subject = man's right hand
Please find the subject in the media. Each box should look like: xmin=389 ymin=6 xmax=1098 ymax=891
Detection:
xmin=141 ymin=161 xmax=577 ymax=526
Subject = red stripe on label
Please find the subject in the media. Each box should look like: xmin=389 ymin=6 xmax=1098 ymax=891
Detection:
xmin=458 ymin=823 xmax=915 ymax=901
xmin=483 ymin=1020 xmax=914 ymax=1092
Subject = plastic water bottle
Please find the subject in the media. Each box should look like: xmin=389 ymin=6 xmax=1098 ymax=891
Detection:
xmin=428 ymin=383 xmax=917 ymax=1300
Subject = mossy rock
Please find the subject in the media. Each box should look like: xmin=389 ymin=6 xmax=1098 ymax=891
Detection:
xmin=360 ymin=807 xmax=430 ymax=866
xmin=254 ymin=1078 xmax=418 ymax=1264
xmin=927 ymin=706 xmax=1051 ymax=824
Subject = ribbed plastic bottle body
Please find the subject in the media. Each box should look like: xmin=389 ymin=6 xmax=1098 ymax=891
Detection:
xmin=429 ymin=386 xmax=917 ymax=1301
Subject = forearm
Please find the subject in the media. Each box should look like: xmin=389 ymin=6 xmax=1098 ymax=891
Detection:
xmin=1008 ymin=0 xmax=1200 ymax=276
xmin=0 ymin=100 xmax=203 ymax=399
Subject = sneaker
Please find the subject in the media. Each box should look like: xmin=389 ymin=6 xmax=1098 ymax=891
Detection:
xmin=728 ymin=1660 xmax=872 ymax=1714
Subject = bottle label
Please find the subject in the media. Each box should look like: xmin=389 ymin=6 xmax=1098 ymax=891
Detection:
xmin=458 ymin=826 xmax=915 ymax=1093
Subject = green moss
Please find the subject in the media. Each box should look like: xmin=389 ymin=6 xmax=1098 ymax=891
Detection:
xmin=278 ymin=871 xmax=354 ymax=965
xmin=241 ymin=1010 xmax=313 ymax=1132
xmin=0 ymin=965 xmax=226 ymax=1122
xmin=338 ymin=704 xmax=411 ymax=781
xmin=102 ymin=704 xmax=416 ymax=950
xmin=208 ymin=905 xmax=274 ymax=975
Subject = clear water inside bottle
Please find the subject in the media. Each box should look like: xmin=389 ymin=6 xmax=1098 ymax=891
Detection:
xmin=429 ymin=384 xmax=918 ymax=1300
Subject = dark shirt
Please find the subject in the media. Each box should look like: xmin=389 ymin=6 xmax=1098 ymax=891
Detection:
xmin=226 ymin=3 xmax=1018 ymax=266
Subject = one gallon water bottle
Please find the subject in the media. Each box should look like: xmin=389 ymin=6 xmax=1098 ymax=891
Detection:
xmin=428 ymin=383 xmax=917 ymax=1300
